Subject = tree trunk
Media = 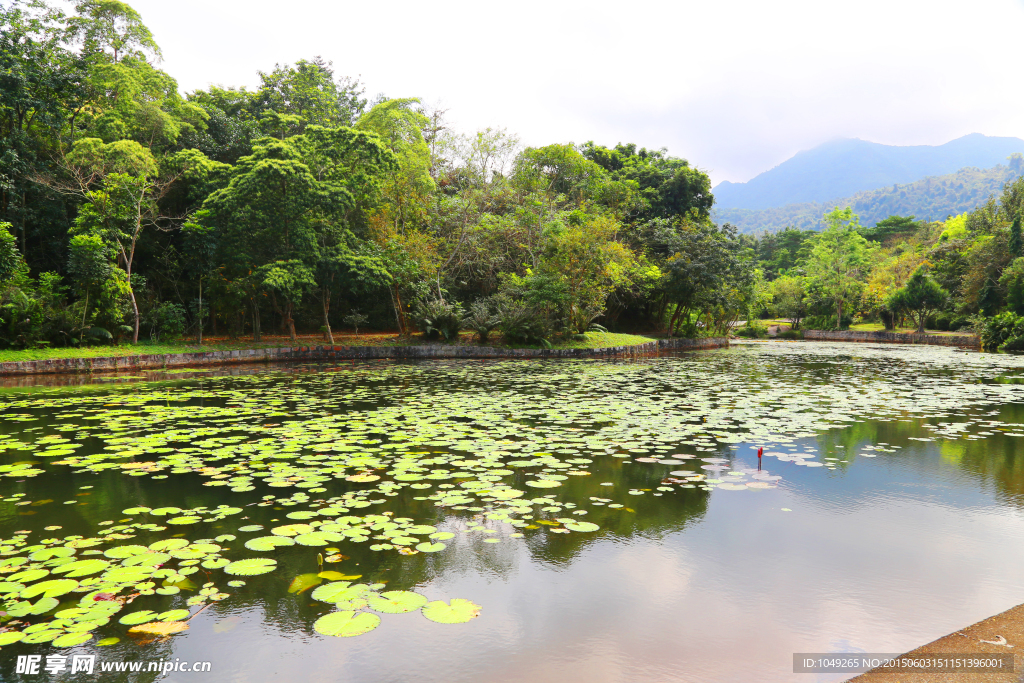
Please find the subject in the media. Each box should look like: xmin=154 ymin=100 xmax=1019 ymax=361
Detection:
xmin=917 ymin=310 xmax=926 ymax=334
xmin=128 ymin=283 xmax=140 ymax=343
xmin=836 ymin=301 xmax=843 ymax=330
xmin=251 ymin=299 xmax=261 ymax=342
xmin=668 ymin=303 xmax=684 ymax=336
xmin=322 ymin=287 xmax=334 ymax=344
xmin=80 ymin=289 xmax=89 ymax=341
xmin=286 ymin=302 xmax=297 ymax=341
xmin=197 ymin=277 xmax=203 ymax=345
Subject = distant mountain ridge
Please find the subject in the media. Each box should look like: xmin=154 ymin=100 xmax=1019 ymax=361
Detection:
xmin=713 ymin=133 xmax=1024 ymax=211
xmin=715 ymin=162 xmax=1021 ymax=233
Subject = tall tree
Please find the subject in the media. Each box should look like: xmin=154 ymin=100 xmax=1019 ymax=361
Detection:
xmin=805 ymin=207 xmax=873 ymax=329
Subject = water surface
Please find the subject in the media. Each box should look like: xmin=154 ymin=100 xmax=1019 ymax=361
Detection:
xmin=2 ymin=341 xmax=1024 ymax=682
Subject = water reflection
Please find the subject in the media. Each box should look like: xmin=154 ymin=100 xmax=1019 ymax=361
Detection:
xmin=3 ymin=343 xmax=1024 ymax=682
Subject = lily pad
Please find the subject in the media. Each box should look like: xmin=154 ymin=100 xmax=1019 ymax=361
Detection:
xmin=313 ymin=610 xmax=380 ymax=637
xmin=224 ymin=558 xmax=277 ymax=576
xmin=366 ymin=590 xmax=428 ymax=613
xmin=421 ymin=598 xmax=481 ymax=624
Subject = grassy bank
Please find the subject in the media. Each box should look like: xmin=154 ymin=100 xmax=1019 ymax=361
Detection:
xmin=0 ymin=331 xmax=658 ymax=364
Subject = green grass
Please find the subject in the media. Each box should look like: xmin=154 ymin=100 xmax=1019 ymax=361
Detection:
xmin=0 ymin=331 xmax=660 ymax=363
xmin=527 ymin=332 xmax=656 ymax=350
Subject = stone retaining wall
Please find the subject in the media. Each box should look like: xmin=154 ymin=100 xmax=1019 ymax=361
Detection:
xmin=803 ymin=329 xmax=980 ymax=349
xmin=0 ymin=336 xmax=729 ymax=376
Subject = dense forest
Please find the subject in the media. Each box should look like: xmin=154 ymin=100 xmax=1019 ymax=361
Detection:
xmin=5 ymin=0 xmax=1024 ymax=353
xmin=743 ymin=176 xmax=1024 ymax=351
xmin=717 ymin=159 xmax=1023 ymax=233
xmin=0 ymin=0 xmax=753 ymax=348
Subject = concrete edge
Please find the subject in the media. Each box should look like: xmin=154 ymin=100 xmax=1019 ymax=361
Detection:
xmin=0 ymin=336 xmax=730 ymax=376
xmin=803 ymin=329 xmax=981 ymax=350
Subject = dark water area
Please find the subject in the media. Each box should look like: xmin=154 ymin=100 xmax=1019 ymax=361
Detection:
xmin=1 ymin=341 xmax=1024 ymax=682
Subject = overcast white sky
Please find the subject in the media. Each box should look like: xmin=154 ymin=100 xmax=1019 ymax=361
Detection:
xmin=126 ymin=0 xmax=1024 ymax=186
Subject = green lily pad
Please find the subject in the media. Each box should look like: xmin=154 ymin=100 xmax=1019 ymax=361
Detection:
xmin=53 ymin=632 xmax=92 ymax=647
xmin=104 ymin=545 xmax=149 ymax=559
xmin=421 ymin=598 xmax=481 ymax=624
xmin=119 ymin=610 xmax=157 ymax=625
xmin=415 ymin=542 xmax=446 ymax=553
xmin=223 ymin=558 xmax=277 ymax=576
xmin=0 ymin=631 xmax=25 ymax=645
xmin=244 ymin=536 xmax=295 ymax=552
xmin=158 ymin=609 xmax=190 ymax=622
xmin=313 ymin=610 xmax=380 ymax=637
xmin=20 ymin=579 xmax=79 ymax=599
xmin=366 ymin=590 xmax=428 ymax=614
xmin=565 ymin=521 xmax=600 ymax=532
xmin=53 ymin=559 xmax=110 ymax=577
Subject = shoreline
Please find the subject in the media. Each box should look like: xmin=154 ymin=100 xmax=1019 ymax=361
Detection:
xmin=847 ymin=602 xmax=1024 ymax=682
xmin=802 ymin=329 xmax=981 ymax=349
xmin=0 ymin=336 xmax=729 ymax=377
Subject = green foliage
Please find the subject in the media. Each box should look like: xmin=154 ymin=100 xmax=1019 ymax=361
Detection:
xmin=145 ymin=301 xmax=185 ymax=341
xmin=0 ymin=223 xmax=20 ymax=285
xmin=804 ymin=208 xmax=872 ymax=329
xmin=886 ymin=267 xmax=948 ymax=333
xmin=981 ymin=312 xmax=1024 ymax=352
xmin=412 ymin=298 xmax=463 ymax=341
xmin=462 ymin=299 xmax=498 ymax=342
xmin=1000 ymin=257 xmax=1024 ymax=315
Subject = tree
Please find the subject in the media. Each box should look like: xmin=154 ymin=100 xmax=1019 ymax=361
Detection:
xmin=805 ymin=207 xmax=873 ymax=329
xmin=255 ymin=260 xmax=315 ymax=340
xmin=180 ymin=221 xmax=217 ymax=343
xmin=771 ymin=274 xmax=806 ymax=328
xmin=888 ymin=267 xmax=947 ymax=333
xmin=1010 ymin=215 xmax=1023 ymax=259
xmin=66 ymin=231 xmax=112 ymax=331
xmin=67 ymin=0 xmax=160 ymax=63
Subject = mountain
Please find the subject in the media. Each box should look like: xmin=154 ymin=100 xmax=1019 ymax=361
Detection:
xmin=715 ymin=162 xmax=1021 ymax=233
xmin=713 ymin=133 xmax=1024 ymax=211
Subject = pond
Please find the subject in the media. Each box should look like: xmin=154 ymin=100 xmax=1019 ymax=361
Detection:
xmin=1 ymin=341 xmax=1024 ymax=683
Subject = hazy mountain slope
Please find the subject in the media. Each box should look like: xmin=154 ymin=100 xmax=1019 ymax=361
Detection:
xmin=715 ymin=163 xmax=1020 ymax=233
xmin=713 ymin=133 xmax=1024 ymax=210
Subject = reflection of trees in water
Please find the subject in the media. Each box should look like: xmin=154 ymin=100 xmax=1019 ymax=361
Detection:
xmin=813 ymin=405 xmax=1024 ymax=507
xmin=938 ymin=402 xmax=1024 ymax=506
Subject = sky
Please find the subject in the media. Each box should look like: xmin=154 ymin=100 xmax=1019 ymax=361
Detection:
xmin=123 ymin=0 xmax=1024 ymax=186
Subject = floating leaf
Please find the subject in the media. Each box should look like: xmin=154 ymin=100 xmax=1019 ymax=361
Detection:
xmin=52 ymin=632 xmax=92 ymax=647
xmin=313 ymin=610 xmax=380 ymax=637
xmin=564 ymin=521 xmax=600 ymax=532
xmin=0 ymin=632 xmax=25 ymax=646
xmin=104 ymin=545 xmax=149 ymax=559
xmin=20 ymin=579 xmax=78 ymax=599
xmin=244 ymin=536 xmax=295 ymax=552
xmin=366 ymin=590 xmax=428 ymax=614
xmin=415 ymin=542 xmax=445 ymax=553
xmin=119 ymin=610 xmax=157 ymax=625
xmin=421 ymin=598 xmax=481 ymax=624
xmin=128 ymin=621 xmax=189 ymax=636
xmin=53 ymin=559 xmax=110 ymax=577
xmin=157 ymin=609 xmax=190 ymax=622
xmin=287 ymin=573 xmax=322 ymax=594
xmin=223 ymin=558 xmax=277 ymax=576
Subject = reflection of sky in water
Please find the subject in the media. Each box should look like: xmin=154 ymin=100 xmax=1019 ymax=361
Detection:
xmin=154 ymin=345 xmax=1024 ymax=683
xmin=6 ymin=342 xmax=1024 ymax=683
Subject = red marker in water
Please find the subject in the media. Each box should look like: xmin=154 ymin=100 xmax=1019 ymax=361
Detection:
xmin=757 ymin=447 xmax=763 ymax=459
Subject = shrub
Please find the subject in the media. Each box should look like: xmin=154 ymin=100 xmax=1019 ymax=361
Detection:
xmin=342 ymin=310 xmax=369 ymax=334
xmin=777 ymin=328 xmax=804 ymax=339
xmin=734 ymin=320 xmax=768 ymax=338
xmin=981 ymin=312 xmax=1024 ymax=352
xmin=462 ymin=300 xmax=499 ymax=343
xmin=803 ymin=314 xmax=852 ymax=331
xmin=495 ymin=296 xmax=551 ymax=346
xmin=412 ymin=298 xmax=463 ymax=341
xmin=146 ymin=302 xmax=186 ymax=342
